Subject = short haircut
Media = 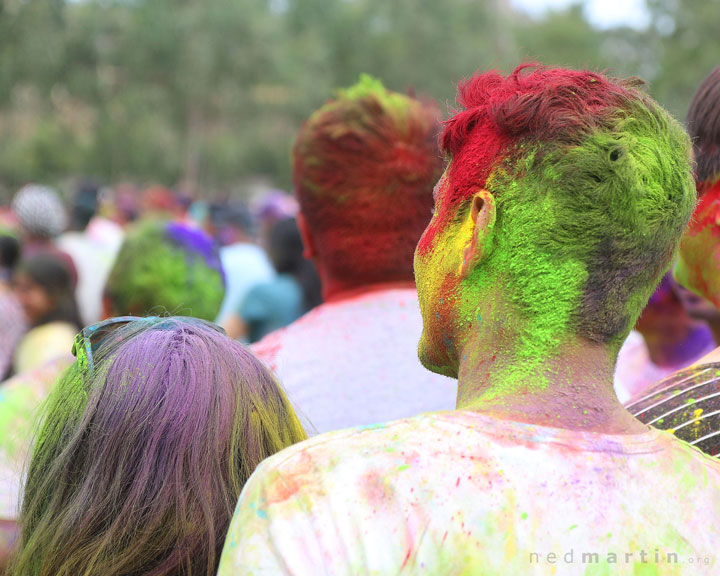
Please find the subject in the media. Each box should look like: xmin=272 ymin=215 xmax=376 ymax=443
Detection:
xmin=105 ymin=221 xmax=225 ymax=320
xmin=429 ymin=65 xmax=695 ymax=344
xmin=687 ymin=66 xmax=720 ymax=183
xmin=12 ymin=317 xmax=306 ymax=575
xmin=293 ymin=75 xmax=443 ymax=286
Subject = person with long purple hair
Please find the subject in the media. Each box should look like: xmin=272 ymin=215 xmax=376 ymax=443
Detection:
xmin=9 ymin=316 xmax=306 ymax=576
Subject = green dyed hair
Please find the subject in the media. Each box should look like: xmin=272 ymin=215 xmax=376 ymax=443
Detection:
xmin=443 ymin=66 xmax=696 ymax=350
xmin=105 ymin=221 xmax=225 ymax=321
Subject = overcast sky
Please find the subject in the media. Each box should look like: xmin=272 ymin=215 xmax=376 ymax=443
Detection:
xmin=511 ymin=0 xmax=651 ymax=29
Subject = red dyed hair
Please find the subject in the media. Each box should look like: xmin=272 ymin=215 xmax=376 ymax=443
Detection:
xmin=440 ymin=64 xmax=642 ymax=206
xmin=293 ymin=83 xmax=442 ymax=287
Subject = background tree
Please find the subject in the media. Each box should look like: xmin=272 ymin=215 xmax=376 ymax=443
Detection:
xmin=0 ymin=0 xmax=717 ymax=200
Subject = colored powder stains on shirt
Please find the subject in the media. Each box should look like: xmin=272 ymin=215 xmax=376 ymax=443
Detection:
xmin=251 ymin=289 xmax=456 ymax=435
xmin=217 ymin=410 xmax=720 ymax=575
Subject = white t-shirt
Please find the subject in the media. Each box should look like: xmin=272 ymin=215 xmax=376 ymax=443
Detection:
xmin=58 ymin=219 xmax=123 ymax=325
xmin=219 ymin=411 xmax=720 ymax=575
xmin=251 ymin=288 xmax=457 ymax=434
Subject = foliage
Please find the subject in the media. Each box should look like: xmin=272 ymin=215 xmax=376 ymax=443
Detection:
xmin=0 ymin=0 xmax=717 ymax=199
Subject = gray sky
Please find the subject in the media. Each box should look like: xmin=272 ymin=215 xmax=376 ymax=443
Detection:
xmin=511 ymin=0 xmax=650 ymax=29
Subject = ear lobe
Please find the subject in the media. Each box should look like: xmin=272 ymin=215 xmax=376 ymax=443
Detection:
xmin=460 ymin=190 xmax=496 ymax=280
xmin=296 ymin=211 xmax=317 ymax=259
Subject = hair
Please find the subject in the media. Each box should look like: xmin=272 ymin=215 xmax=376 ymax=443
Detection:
xmin=268 ymin=218 xmax=322 ymax=311
xmin=293 ymin=74 xmax=443 ymax=287
xmin=428 ymin=64 xmax=695 ymax=345
xmin=11 ymin=317 xmax=306 ymax=576
xmin=105 ymin=221 xmax=225 ymax=321
xmin=70 ymin=180 xmax=100 ymax=231
xmin=11 ymin=184 xmax=68 ymax=239
xmin=0 ymin=234 xmax=21 ymax=271
xmin=17 ymin=252 xmax=81 ymax=329
xmin=687 ymin=66 xmax=720 ymax=184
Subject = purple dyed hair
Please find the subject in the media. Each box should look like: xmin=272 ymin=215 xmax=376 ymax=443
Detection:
xmin=11 ymin=317 xmax=306 ymax=576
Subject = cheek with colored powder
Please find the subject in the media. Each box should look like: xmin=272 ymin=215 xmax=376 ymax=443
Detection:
xmin=676 ymin=189 xmax=720 ymax=307
xmin=415 ymin=215 xmax=478 ymax=376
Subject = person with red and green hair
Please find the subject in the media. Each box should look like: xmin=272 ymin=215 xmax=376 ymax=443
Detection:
xmin=250 ymin=74 xmax=456 ymax=434
xmin=219 ymin=65 xmax=720 ymax=574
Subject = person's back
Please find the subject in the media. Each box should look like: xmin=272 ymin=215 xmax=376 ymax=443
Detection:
xmin=223 ymin=412 xmax=718 ymax=574
xmin=253 ymin=76 xmax=456 ymax=433
xmin=219 ymin=65 xmax=720 ymax=574
xmin=254 ymin=288 xmax=456 ymax=433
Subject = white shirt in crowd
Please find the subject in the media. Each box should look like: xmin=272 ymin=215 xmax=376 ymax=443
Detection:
xmin=251 ymin=287 xmax=457 ymax=435
xmin=219 ymin=411 xmax=720 ymax=575
xmin=216 ymin=243 xmax=275 ymax=325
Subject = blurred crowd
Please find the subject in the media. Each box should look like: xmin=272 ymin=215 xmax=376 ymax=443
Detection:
xmin=0 ymin=183 xmax=322 ymax=382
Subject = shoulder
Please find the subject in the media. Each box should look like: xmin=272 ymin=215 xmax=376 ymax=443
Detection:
xmin=249 ymin=413 xmax=449 ymax=487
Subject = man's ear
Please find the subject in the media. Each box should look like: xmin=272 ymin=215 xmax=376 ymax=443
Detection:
xmin=460 ymin=190 xmax=496 ymax=279
xmin=296 ymin=211 xmax=317 ymax=259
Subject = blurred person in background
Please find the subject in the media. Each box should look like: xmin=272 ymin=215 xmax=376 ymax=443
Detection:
xmin=251 ymin=75 xmax=457 ymax=435
xmin=11 ymin=185 xmax=67 ymax=255
xmin=57 ymin=181 xmax=123 ymax=325
xmin=139 ymin=185 xmax=186 ymax=222
xmin=12 ymin=252 xmax=81 ymax=374
xmin=614 ymin=273 xmax=715 ymax=403
xmin=7 ymin=317 xmax=306 ymax=575
xmin=105 ymin=220 xmax=224 ymax=320
xmin=225 ymin=217 xmax=321 ymax=343
xmin=212 ymin=202 xmax=275 ymax=327
xmin=0 ymin=221 xmax=227 ymax=566
xmin=0 ymin=234 xmax=26 ymax=381
xmin=252 ymin=189 xmax=299 ymax=251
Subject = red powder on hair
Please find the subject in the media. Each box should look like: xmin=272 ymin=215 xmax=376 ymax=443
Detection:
xmin=294 ymin=79 xmax=443 ymax=287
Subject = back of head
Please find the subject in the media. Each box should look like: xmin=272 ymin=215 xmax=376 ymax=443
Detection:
xmin=105 ymin=221 xmax=225 ymax=320
xmin=293 ymin=75 xmax=443 ymax=287
xmin=13 ymin=317 xmax=306 ymax=576
xmin=11 ymin=184 xmax=68 ymax=240
xmin=418 ymin=65 xmax=695 ymax=371
xmin=268 ymin=218 xmax=304 ymax=275
xmin=687 ymin=66 xmax=720 ymax=184
xmin=70 ymin=180 xmax=100 ymax=231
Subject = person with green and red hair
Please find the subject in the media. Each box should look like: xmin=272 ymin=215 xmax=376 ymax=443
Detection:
xmin=250 ymin=74 xmax=456 ymax=434
xmin=219 ymin=65 xmax=720 ymax=574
